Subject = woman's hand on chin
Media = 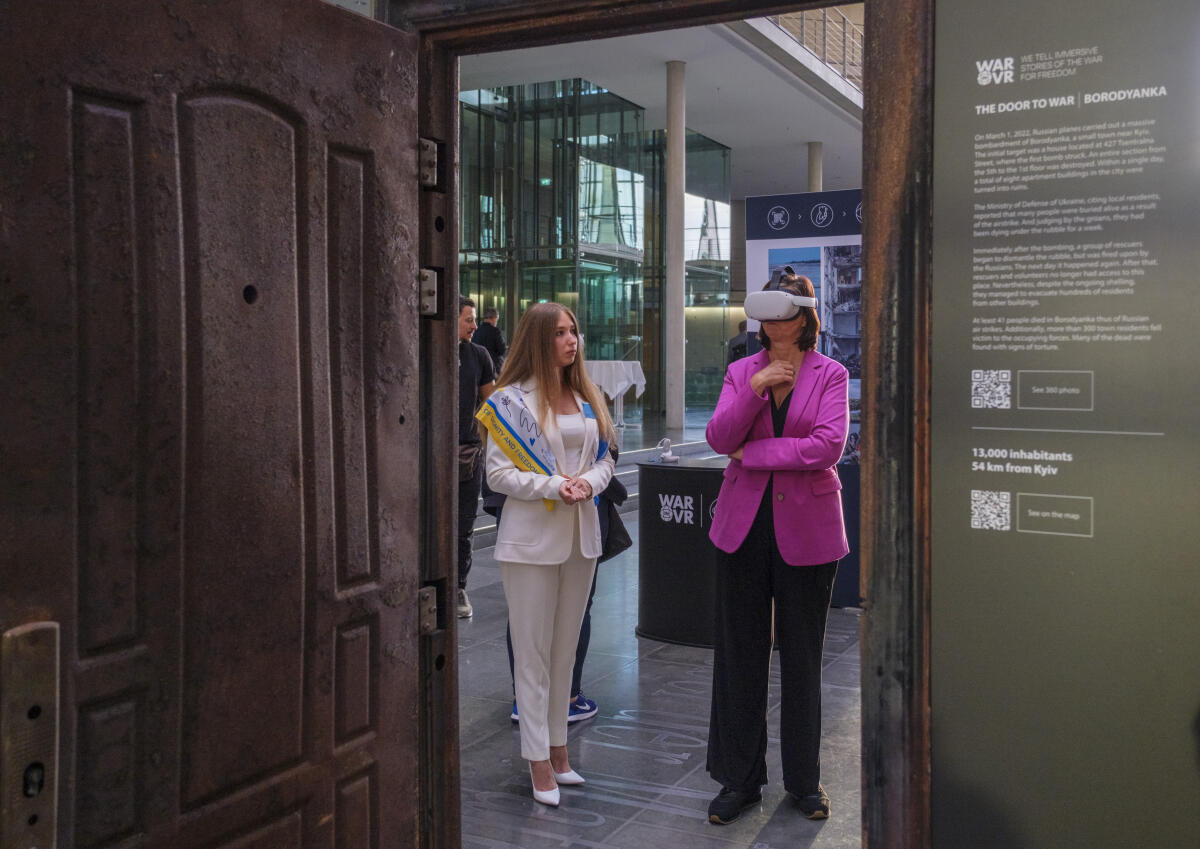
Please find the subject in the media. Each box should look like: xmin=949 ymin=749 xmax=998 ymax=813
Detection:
xmin=750 ymin=359 xmax=797 ymax=395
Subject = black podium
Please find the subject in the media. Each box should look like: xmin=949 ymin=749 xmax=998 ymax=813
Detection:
xmin=636 ymin=457 xmax=861 ymax=649
xmin=831 ymin=463 xmax=860 ymax=609
xmin=635 ymin=457 xmax=727 ymax=647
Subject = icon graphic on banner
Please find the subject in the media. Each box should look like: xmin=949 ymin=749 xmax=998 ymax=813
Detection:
xmin=855 ymin=202 xmax=863 ymax=224
xmin=767 ymin=206 xmax=790 ymax=230
xmin=810 ymin=203 xmax=834 ymax=228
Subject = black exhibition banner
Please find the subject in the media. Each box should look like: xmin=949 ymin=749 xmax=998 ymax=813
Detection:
xmin=931 ymin=2 xmax=1200 ymax=845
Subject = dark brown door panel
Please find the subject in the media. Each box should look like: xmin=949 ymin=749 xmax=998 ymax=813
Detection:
xmin=0 ymin=2 xmax=422 ymax=846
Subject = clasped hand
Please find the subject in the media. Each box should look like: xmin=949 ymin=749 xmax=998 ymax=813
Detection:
xmin=729 ymin=359 xmax=797 ymax=462
xmin=749 ymin=359 xmax=797 ymax=395
xmin=558 ymin=476 xmax=593 ymax=505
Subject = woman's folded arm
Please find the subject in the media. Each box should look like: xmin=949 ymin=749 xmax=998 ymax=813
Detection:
xmin=739 ymin=368 xmax=849 ymax=471
xmin=706 ymin=369 xmax=769 ymax=454
xmin=485 ymin=436 xmax=566 ymax=501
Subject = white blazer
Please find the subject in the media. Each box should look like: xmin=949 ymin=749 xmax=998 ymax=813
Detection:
xmin=485 ymin=381 xmax=615 ymax=565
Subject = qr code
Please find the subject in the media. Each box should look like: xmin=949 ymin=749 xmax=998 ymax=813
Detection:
xmin=971 ymin=369 xmax=1011 ymax=409
xmin=971 ymin=489 xmax=1011 ymax=531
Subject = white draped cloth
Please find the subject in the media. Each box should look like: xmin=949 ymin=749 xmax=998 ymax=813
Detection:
xmin=585 ymin=360 xmax=646 ymax=400
xmin=584 ymin=360 xmax=646 ymax=427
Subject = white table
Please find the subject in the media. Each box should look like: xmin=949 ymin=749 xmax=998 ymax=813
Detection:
xmin=585 ymin=360 xmax=646 ymax=427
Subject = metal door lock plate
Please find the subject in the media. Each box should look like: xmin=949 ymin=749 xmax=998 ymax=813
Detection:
xmin=2 ymin=622 xmax=60 ymax=848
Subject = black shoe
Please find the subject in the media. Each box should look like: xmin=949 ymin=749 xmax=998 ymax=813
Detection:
xmin=794 ymin=784 xmax=830 ymax=819
xmin=707 ymin=786 xmax=762 ymax=825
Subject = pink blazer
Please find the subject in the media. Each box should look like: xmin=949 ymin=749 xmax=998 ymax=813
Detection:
xmin=707 ymin=349 xmax=850 ymax=566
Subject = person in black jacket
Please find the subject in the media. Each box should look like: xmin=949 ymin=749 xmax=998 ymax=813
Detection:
xmin=727 ymin=319 xmax=762 ymax=368
xmin=472 ymin=306 xmax=507 ymax=372
xmin=457 ymin=296 xmax=495 ymax=619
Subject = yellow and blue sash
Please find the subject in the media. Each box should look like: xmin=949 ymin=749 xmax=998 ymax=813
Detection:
xmin=476 ymin=386 xmax=558 ymax=510
xmin=582 ymin=402 xmax=609 ymax=505
xmin=476 ymin=387 xmax=610 ymax=511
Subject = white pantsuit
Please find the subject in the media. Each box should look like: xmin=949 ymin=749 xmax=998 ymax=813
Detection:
xmin=502 ymin=524 xmax=595 ymax=758
xmin=484 ymin=381 xmax=614 ymax=761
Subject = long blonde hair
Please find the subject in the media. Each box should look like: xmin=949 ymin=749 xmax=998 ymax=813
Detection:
xmin=496 ymin=302 xmax=615 ymax=444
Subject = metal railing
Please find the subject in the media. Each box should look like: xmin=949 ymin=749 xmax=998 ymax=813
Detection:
xmin=771 ymin=7 xmax=864 ymax=91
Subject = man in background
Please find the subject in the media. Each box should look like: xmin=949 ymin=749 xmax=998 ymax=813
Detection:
xmin=457 ymin=296 xmax=495 ymax=618
xmin=472 ymin=306 xmax=507 ymax=373
xmin=727 ymin=320 xmax=761 ymax=368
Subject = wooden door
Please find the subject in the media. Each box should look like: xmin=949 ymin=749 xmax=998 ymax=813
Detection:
xmin=0 ymin=2 xmax=425 ymax=846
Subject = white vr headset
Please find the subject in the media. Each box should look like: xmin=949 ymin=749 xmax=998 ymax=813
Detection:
xmin=743 ymin=289 xmax=818 ymax=321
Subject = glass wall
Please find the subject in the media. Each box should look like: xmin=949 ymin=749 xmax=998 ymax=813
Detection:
xmin=576 ymin=97 xmax=645 ymax=369
xmin=683 ymin=133 xmax=733 ymax=410
xmin=460 ymin=80 xmax=731 ymax=428
xmin=460 ymin=80 xmax=645 ymax=416
xmin=642 ymin=130 xmax=733 ymax=414
xmin=459 ymin=88 xmax=513 ymax=323
xmin=460 ymin=82 xmax=582 ymax=328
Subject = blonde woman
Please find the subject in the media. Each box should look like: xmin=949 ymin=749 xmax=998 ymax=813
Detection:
xmin=478 ymin=302 xmax=615 ymax=806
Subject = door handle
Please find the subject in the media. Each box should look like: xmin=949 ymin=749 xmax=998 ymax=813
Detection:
xmin=2 ymin=621 xmax=59 ymax=849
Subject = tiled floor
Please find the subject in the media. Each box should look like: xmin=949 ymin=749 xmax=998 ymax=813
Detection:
xmin=458 ymin=511 xmax=863 ymax=849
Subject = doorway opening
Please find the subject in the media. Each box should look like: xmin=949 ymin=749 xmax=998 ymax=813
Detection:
xmin=452 ymin=8 xmax=869 ymax=847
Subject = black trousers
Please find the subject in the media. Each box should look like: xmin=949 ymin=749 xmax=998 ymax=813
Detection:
xmin=706 ymin=491 xmax=838 ymax=795
xmin=457 ymin=454 xmax=483 ymax=590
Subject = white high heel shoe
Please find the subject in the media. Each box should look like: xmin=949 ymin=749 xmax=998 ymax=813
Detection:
xmin=553 ymin=768 xmax=585 ymax=785
xmin=529 ymin=765 xmax=560 ymax=807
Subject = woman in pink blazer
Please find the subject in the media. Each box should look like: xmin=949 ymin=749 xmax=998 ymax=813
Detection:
xmin=704 ymin=272 xmax=849 ymax=825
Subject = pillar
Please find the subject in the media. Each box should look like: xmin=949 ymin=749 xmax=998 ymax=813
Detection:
xmin=808 ymin=141 xmax=824 ymax=192
xmin=665 ymin=60 xmax=686 ymax=429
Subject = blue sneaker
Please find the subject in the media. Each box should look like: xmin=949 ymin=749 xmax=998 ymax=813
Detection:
xmin=511 ymin=700 xmax=519 ymax=722
xmin=567 ymin=693 xmax=598 ymax=722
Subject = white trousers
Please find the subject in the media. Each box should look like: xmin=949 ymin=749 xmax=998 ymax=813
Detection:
xmin=501 ymin=523 xmax=597 ymax=761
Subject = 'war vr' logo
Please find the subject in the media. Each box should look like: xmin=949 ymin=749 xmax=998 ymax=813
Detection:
xmin=976 ymin=57 xmax=1014 ymax=85
xmin=659 ymin=493 xmax=695 ymax=525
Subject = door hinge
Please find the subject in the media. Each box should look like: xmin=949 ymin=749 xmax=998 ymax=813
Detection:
xmin=418 ymin=585 xmax=439 ymax=635
xmin=418 ymin=268 xmax=438 ymax=316
xmin=418 ymin=138 xmax=440 ymax=189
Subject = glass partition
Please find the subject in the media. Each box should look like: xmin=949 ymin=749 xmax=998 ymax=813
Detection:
xmin=460 ymin=81 xmax=730 ymax=431
xmin=683 ymin=134 xmax=732 ymax=412
xmin=578 ymin=156 xmax=644 ymax=394
xmin=683 ymin=192 xmax=732 ymax=407
xmin=460 ymin=79 xmax=646 ymax=421
xmin=642 ymin=130 xmax=733 ymax=416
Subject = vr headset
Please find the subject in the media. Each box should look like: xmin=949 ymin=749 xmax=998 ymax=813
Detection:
xmin=743 ymin=289 xmax=817 ymax=321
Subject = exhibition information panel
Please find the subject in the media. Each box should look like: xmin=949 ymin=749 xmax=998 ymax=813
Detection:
xmin=930 ymin=1 xmax=1200 ymax=846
